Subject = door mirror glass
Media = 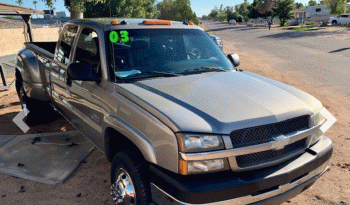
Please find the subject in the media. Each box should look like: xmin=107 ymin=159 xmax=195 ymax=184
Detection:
xmin=227 ymin=53 xmax=240 ymax=67
xmin=67 ymin=63 xmax=101 ymax=81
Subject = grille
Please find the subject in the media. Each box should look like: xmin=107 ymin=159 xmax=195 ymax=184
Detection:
xmin=230 ymin=115 xmax=310 ymax=148
xmin=236 ymin=138 xmax=307 ymax=168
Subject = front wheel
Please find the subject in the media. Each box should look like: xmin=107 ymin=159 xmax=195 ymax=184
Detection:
xmin=111 ymin=150 xmax=151 ymax=205
xmin=332 ymin=20 xmax=337 ymax=25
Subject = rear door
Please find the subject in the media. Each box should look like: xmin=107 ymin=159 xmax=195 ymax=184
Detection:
xmin=51 ymin=24 xmax=79 ymax=117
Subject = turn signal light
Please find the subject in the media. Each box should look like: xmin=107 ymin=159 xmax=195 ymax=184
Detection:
xmin=143 ymin=20 xmax=172 ymax=25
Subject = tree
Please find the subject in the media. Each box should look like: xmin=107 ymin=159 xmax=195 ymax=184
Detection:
xmin=208 ymin=6 xmax=219 ymax=19
xmin=295 ymin=2 xmax=305 ymax=9
xmin=85 ymin=0 xmax=156 ymax=18
xmin=157 ymin=0 xmax=199 ymax=24
xmin=273 ymin=0 xmax=295 ymax=26
xmin=308 ymin=0 xmax=318 ymax=6
xmin=235 ymin=0 xmax=250 ymax=20
xmin=33 ymin=1 xmax=38 ymax=10
xmin=255 ymin=0 xmax=277 ymax=15
xmin=324 ymin=0 xmax=347 ymax=15
xmin=16 ymin=0 xmax=23 ymax=6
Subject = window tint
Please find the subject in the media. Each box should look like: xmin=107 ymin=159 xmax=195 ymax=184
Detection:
xmin=341 ymin=15 xmax=349 ymax=18
xmin=316 ymin=8 xmax=321 ymax=12
xmin=56 ymin=25 xmax=78 ymax=65
xmin=74 ymin=28 xmax=101 ymax=74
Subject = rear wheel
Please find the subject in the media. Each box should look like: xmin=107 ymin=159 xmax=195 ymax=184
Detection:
xmin=15 ymin=73 xmax=52 ymax=114
xmin=332 ymin=20 xmax=337 ymax=25
xmin=111 ymin=150 xmax=151 ymax=205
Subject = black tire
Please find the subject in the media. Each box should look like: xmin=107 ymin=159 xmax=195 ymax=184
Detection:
xmin=332 ymin=20 xmax=337 ymax=25
xmin=110 ymin=150 xmax=151 ymax=205
xmin=15 ymin=73 xmax=52 ymax=114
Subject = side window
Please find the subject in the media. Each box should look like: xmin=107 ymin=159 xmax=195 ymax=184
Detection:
xmin=74 ymin=28 xmax=101 ymax=74
xmin=315 ymin=8 xmax=321 ymax=12
xmin=56 ymin=25 xmax=78 ymax=65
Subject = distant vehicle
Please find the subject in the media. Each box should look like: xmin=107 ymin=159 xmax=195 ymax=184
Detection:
xmin=229 ymin=19 xmax=237 ymax=25
xmin=305 ymin=5 xmax=330 ymax=22
xmin=209 ymin=34 xmax=223 ymax=50
xmin=329 ymin=13 xmax=350 ymax=25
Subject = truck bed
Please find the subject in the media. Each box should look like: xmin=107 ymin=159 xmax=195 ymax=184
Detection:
xmin=24 ymin=42 xmax=56 ymax=60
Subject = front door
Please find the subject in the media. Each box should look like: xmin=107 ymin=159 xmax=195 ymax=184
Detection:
xmin=65 ymin=27 xmax=105 ymax=147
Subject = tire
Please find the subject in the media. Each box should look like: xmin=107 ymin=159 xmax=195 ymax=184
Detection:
xmin=332 ymin=20 xmax=337 ymax=25
xmin=15 ymin=74 xmax=52 ymax=114
xmin=110 ymin=150 xmax=151 ymax=205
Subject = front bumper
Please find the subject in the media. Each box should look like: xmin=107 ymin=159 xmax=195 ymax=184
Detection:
xmin=150 ymin=136 xmax=333 ymax=205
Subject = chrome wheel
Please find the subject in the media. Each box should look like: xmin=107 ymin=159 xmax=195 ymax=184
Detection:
xmin=111 ymin=168 xmax=136 ymax=205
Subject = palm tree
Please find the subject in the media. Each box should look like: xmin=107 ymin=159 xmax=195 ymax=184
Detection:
xmin=16 ymin=0 xmax=23 ymax=6
xmin=33 ymin=1 xmax=38 ymax=10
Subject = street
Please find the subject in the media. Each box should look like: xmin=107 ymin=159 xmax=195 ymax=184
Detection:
xmin=204 ymin=21 xmax=350 ymax=97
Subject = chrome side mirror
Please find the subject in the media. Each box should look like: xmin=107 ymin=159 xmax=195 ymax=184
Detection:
xmin=227 ymin=53 xmax=240 ymax=67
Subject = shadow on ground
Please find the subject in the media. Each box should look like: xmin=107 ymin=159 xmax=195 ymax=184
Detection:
xmin=259 ymin=30 xmax=340 ymax=39
xmin=329 ymin=47 xmax=350 ymax=53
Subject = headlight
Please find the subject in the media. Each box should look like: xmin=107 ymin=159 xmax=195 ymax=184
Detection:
xmin=312 ymin=110 xmax=325 ymax=126
xmin=310 ymin=109 xmax=326 ymax=145
xmin=177 ymin=133 xmax=225 ymax=153
xmin=179 ymin=159 xmax=230 ymax=175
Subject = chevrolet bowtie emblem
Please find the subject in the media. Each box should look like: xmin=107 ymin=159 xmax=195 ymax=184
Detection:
xmin=272 ymin=135 xmax=290 ymax=150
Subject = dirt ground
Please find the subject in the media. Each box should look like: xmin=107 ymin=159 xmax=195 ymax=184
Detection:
xmin=0 ymin=30 xmax=349 ymax=204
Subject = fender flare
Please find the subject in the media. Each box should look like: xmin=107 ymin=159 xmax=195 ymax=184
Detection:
xmin=103 ymin=114 xmax=157 ymax=164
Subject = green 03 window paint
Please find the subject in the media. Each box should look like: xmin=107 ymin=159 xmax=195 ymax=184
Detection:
xmin=109 ymin=31 xmax=130 ymax=43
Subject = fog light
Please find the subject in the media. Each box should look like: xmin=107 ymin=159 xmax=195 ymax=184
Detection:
xmin=310 ymin=130 xmax=324 ymax=146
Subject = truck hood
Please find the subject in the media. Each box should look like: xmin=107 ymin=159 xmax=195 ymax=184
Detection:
xmin=118 ymin=71 xmax=322 ymax=134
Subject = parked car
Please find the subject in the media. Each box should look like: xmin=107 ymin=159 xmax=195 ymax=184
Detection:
xmin=209 ymin=34 xmax=223 ymax=50
xmin=16 ymin=18 xmax=334 ymax=205
xmin=329 ymin=13 xmax=350 ymax=25
xmin=229 ymin=19 xmax=237 ymax=25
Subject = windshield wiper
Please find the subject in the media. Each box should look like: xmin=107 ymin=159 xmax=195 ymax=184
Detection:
xmin=182 ymin=67 xmax=227 ymax=73
xmin=126 ymin=71 xmax=181 ymax=79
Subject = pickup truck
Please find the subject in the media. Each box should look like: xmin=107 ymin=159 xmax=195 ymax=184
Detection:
xmin=329 ymin=13 xmax=350 ymax=25
xmin=16 ymin=18 xmax=334 ymax=205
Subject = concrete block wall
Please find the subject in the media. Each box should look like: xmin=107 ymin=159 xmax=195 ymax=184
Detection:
xmin=0 ymin=27 xmax=60 ymax=57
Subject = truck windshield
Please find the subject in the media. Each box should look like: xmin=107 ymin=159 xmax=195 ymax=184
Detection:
xmin=107 ymin=29 xmax=234 ymax=80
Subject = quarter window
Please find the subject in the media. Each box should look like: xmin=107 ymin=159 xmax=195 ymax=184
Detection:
xmin=56 ymin=25 xmax=78 ymax=65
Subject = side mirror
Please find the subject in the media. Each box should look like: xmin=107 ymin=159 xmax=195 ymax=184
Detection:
xmin=227 ymin=53 xmax=240 ymax=67
xmin=67 ymin=63 xmax=101 ymax=82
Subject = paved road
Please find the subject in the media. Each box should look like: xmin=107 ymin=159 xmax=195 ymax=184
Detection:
xmin=204 ymin=22 xmax=350 ymax=97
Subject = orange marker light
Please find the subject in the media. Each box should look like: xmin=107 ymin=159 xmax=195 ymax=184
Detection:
xmin=143 ymin=20 xmax=172 ymax=25
xmin=111 ymin=21 xmax=119 ymax=25
xmin=188 ymin=21 xmax=194 ymax=25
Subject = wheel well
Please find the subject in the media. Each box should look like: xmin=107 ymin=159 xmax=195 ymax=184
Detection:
xmin=105 ymin=128 xmax=144 ymax=162
xmin=332 ymin=20 xmax=337 ymax=24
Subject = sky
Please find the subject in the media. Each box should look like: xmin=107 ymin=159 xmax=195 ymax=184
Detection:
xmin=0 ymin=0 xmax=311 ymax=17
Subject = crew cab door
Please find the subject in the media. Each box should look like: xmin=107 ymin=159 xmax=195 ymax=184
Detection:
xmin=51 ymin=24 xmax=79 ymax=117
xmin=65 ymin=27 xmax=105 ymax=147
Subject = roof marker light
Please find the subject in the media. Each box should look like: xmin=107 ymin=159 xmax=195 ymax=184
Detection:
xmin=111 ymin=21 xmax=119 ymax=25
xmin=143 ymin=20 xmax=172 ymax=25
xmin=188 ymin=21 xmax=194 ymax=25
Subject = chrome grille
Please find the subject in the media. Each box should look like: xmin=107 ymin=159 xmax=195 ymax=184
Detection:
xmin=230 ymin=115 xmax=310 ymax=148
xmin=236 ymin=138 xmax=308 ymax=168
